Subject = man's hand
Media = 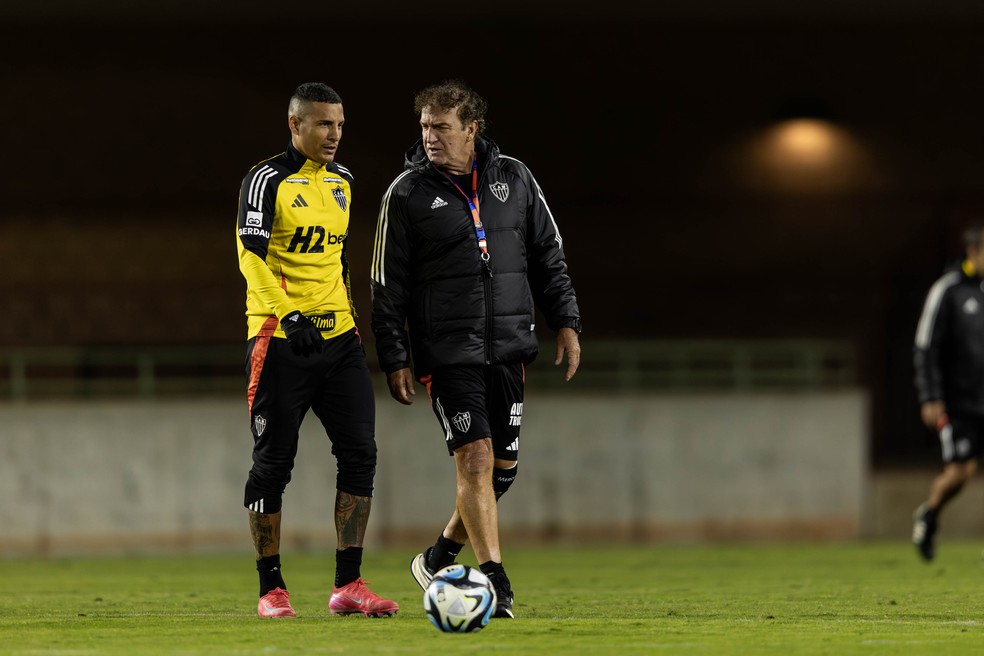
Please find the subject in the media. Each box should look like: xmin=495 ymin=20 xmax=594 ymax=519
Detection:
xmin=921 ymin=400 xmax=948 ymax=431
xmin=387 ymin=367 xmax=416 ymax=405
xmin=280 ymin=311 xmax=324 ymax=356
xmin=555 ymin=327 xmax=581 ymax=382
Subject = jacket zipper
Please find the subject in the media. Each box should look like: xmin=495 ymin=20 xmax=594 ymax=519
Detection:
xmin=439 ymin=162 xmax=495 ymax=363
xmin=477 ymin=164 xmax=494 ymax=364
xmin=483 ymin=268 xmax=493 ymax=364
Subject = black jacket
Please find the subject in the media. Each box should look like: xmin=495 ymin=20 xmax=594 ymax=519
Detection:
xmin=914 ymin=261 xmax=984 ymax=415
xmin=370 ymin=137 xmax=580 ymax=377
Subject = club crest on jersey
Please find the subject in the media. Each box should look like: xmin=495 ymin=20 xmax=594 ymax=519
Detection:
xmin=451 ymin=411 xmax=472 ymax=433
xmin=254 ymin=415 xmax=267 ymax=437
xmin=332 ymin=186 xmax=348 ymax=211
xmin=489 ymin=181 xmax=509 ymax=203
xmin=964 ymin=298 xmax=980 ymax=315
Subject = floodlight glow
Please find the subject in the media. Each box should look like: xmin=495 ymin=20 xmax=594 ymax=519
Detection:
xmin=772 ymin=119 xmax=836 ymax=165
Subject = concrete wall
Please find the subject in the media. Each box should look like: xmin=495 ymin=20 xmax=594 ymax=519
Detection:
xmin=0 ymin=389 xmax=870 ymax=557
xmin=865 ymin=469 xmax=984 ymax=540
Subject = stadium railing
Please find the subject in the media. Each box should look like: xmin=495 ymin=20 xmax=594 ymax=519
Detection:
xmin=0 ymin=339 xmax=856 ymax=400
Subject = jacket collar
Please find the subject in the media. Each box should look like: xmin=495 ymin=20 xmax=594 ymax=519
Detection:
xmin=404 ymin=137 xmax=500 ymax=176
xmin=287 ymin=141 xmax=337 ymax=172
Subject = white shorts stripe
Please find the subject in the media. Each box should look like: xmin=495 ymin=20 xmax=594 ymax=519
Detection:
xmin=940 ymin=423 xmax=954 ymax=462
xmin=434 ymin=397 xmax=453 ymax=442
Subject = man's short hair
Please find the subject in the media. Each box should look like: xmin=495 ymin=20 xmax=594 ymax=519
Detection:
xmin=288 ymin=82 xmax=343 ymax=119
xmin=414 ymin=79 xmax=487 ymax=137
xmin=963 ymin=220 xmax=984 ymax=250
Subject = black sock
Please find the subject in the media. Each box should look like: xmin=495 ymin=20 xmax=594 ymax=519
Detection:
xmin=335 ymin=546 xmax=363 ymax=588
xmin=480 ymin=561 xmax=511 ymax=597
xmin=427 ymin=535 xmax=465 ymax=571
xmin=479 ymin=560 xmax=505 ymax=578
xmin=257 ymin=555 xmax=286 ymax=597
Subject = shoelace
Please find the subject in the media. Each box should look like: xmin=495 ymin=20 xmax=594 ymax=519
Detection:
xmin=266 ymin=589 xmax=291 ymax=607
xmin=337 ymin=578 xmax=394 ymax=608
xmin=343 ymin=578 xmax=374 ymax=591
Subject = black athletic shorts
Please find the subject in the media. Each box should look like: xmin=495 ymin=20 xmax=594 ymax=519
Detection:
xmin=938 ymin=412 xmax=984 ymax=464
xmin=420 ymin=363 xmax=524 ymax=460
xmin=245 ymin=327 xmax=376 ymax=496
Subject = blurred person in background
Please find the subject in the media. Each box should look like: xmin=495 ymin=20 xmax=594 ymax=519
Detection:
xmin=235 ymin=82 xmax=397 ymax=619
xmin=369 ymin=79 xmax=582 ymax=619
xmin=912 ymin=220 xmax=984 ymax=561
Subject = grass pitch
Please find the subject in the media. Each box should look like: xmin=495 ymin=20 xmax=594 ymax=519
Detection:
xmin=2 ymin=541 xmax=984 ymax=655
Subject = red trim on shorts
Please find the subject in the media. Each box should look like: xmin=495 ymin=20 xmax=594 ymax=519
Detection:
xmin=420 ymin=374 xmax=433 ymax=403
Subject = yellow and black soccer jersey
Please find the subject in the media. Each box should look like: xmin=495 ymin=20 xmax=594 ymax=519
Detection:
xmin=237 ymin=142 xmax=356 ymax=340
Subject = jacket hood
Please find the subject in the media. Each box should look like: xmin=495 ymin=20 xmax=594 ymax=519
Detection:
xmin=403 ymin=137 xmax=500 ymax=172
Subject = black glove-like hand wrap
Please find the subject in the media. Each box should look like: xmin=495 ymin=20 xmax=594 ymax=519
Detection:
xmin=280 ymin=310 xmax=325 ymax=356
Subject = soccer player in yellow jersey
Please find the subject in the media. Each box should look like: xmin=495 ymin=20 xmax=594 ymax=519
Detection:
xmin=236 ymin=82 xmax=397 ymax=619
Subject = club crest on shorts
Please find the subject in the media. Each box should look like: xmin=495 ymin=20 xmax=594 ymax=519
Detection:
xmin=451 ymin=411 xmax=472 ymax=433
xmin=254 ymin=415 xmax=267 ymax=437
xmin=489 ymin=181 xmax=509 ymax=203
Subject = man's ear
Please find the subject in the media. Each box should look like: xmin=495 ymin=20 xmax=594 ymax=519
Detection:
xmin=288 ymin=115 xmax=300 ymax=135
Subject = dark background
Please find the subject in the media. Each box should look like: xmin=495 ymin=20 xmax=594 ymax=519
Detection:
xmin=4 ymin=1 xmax=984 ymax=466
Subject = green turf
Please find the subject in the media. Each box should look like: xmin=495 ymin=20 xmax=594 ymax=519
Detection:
xmin=2 ymin=541 xmax=984 ymax=654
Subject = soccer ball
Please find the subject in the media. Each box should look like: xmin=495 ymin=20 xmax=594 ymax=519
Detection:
xmin=423 ymin=564 xmax=497 ymax=633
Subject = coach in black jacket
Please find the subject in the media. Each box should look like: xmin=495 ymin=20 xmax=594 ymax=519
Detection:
xmin=370 ymin=80 xmax=581 ymax=619
xmin=912 ymin=221 xmax=984 ymax=562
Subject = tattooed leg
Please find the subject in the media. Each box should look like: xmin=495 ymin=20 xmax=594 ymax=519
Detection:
xmin=248 ymin=510 xmax=282 ymax=558
xmin=335 ymin=491 xmax=371 ymax=549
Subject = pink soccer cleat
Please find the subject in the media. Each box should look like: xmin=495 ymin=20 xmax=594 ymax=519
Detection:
xmin=329 ymin=578 xmax=399 ymax=617
xmin=257 ymin=587 xmax=296 ymax=618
